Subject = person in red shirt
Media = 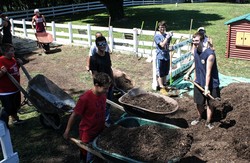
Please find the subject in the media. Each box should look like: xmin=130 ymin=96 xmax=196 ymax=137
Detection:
xmin=63 ymin=72 xmax=112 ymax=162
xmin=0 ymin=43 xmax=24 ymax=125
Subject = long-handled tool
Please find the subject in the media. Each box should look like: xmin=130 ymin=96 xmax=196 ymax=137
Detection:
xmin=70 ymin=138 xmax=107 ymax=161
xmin=187 ymin=79 xmax=217 ymax=100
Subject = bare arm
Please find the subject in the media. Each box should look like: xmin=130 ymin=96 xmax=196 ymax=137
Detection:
xmin=205 ymin=54 xmax=215 ymax=88
xmin=63 ymin=112 xmax=78 ymax=139
xmin=42 ymin=15 xmax=46 ymax=28
xmin=31 ymin=16 xmax=35 ymax=29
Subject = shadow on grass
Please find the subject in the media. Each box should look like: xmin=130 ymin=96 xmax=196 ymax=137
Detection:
xmin=8 ymin=112 xmax=80 ymax=162
xmin=48 ymin=7 xmax=223 ymax=31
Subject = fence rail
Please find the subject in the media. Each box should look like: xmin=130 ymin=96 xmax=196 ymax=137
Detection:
xmin=3 ymin=0 xmax=208 ymax=20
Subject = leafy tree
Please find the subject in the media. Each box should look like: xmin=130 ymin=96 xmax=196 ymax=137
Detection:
xmin=100 ymin=0 xmax=124 ymax=21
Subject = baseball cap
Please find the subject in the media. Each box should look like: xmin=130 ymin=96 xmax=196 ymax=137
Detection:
xmin=34 ymin=9 xmax=39 ymax=14
xmin=197 ymin=27 xmax=205 ymax=32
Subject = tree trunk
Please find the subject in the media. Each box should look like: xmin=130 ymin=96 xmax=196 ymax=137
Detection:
xmin=100 ymin=0 xmax=124 ymax=22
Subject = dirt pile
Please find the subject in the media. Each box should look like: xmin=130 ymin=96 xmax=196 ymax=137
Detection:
xmin=97 ymin=125 xmax=193 ymax=162
xmin=167 ymin=82 xmax=250 ymax=162
xmin=121 ymin=93 xmax=175 ymax=112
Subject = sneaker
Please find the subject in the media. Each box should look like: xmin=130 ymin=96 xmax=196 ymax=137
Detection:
xmin=160 ymin=88 xmax=168 ymax=96
xmin=13 ymin=119 xmax=25 ymax=125
xmin=205 ymin=122 xmax=214 ymax=130
xmin=191 ymin=118 xmax=201 ymax=126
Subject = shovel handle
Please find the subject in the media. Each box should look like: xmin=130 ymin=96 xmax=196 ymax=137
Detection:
xmin=106 ymin=99 xmax=125 ymax=112
xmin=188 ymin=79 xmax=215 ymax=100
xmin=70 ymin=138 xmax=106 ymax=161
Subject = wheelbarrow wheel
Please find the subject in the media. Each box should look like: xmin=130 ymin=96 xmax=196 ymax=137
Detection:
xmin=39 ymin=113 xmax=60 ymax=129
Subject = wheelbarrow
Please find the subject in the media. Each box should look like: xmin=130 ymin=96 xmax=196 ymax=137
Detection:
xmin=35 ymin=32 xmax=53 ymax=53
xmin=71 ymin=117 xmax=190 ymax=163
xmin=107 ymin=87 xmax=179 ymax=121
xmin=7 ymin=65 xmax=75 ymax=129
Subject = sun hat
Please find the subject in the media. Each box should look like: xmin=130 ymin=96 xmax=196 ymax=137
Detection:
xmin=34 ymin=9 xmax=39 ymax=14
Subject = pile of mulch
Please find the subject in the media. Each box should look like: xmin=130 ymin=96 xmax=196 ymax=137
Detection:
xmin=120 ymin=94 xmax=175 ymax=112
xmin=96 ymin=125 xmax=193 ymax=162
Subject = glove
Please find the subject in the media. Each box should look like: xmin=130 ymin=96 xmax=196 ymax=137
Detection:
xmin=183 ymin=74 xmax=190 ymax=81
xmin=204 ymin=86 xmax=210 ymax=96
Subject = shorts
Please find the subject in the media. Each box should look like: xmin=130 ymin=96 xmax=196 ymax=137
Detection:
xmin=0 ymin=91 xmax=21 ymax=116
xmin=194 ymin=85 xmax=220 ymax=105
xmin=156 ymin=59 xmax=170 ymax=77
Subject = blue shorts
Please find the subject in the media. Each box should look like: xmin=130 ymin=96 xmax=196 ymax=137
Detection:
xmin=156 ymin=59 xmax=170 ymax=77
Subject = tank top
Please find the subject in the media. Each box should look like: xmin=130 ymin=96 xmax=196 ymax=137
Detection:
xmin=34 ymin=15 xmax=45 ymax=32
xmin=194 ymin=48 xmax=220 ymax=88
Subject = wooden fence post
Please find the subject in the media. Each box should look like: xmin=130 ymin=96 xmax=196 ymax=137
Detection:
xmin=22 ymin=19 xmax=27 ymax=37
xmin=87 ymin=24 xmax=92 ymax=46
xmin=68 ymin=22 xmax=73 ymax=43
xmin=52 ymin=21 xmax=56 ymax=41
xmin=133 ymin=28 xmax=138 ymax=54
xmin=109 ymin=26 xmax=114 ymax=52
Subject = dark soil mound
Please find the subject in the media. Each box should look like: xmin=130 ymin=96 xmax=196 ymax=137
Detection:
xmin=121 ymin=94 xmax=175 ymax=112
xmin=97 ymin=125 xmax=193 ymax=162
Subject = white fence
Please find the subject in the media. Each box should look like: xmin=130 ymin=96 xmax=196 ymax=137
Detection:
xmin=3 ymin=0 xmax=208 ymax=20
xmin=0 ymin=121 xmax=19 ymax=163
xmin=11 ymin=18 xmax=193 ymax=90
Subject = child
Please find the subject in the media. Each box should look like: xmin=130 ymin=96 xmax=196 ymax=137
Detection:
xmin=89 ymin=36 xmax=114 ymax=127
xmin=0 ymin=43 xmax=23 ymax=125
xmin=63 ymin=72 xmax=112 ymax=162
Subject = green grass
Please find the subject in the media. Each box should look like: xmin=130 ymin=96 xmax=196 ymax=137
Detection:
xmin=49 ymin=2 xmax=250 ymax=78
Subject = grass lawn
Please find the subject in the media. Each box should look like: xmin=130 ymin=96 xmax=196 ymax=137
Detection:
xmin=50 ymin=2 xmax=250 ymax=78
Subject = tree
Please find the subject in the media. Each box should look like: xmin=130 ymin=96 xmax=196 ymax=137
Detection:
xmin=100 ymin=0 xmax=124 ymax=22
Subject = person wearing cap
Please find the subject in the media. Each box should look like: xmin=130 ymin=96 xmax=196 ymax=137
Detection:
xmin=0 ymin=12 xmax=12 ymax=44
xmin=86 ymin=32 xmax=111 ymax=72
xmin=154 ymin=20 xmax=173 ymax=96
xmin=31 ymin=9 xmax=46 ymax=33
xmin=189 ymin=32 xmax=220 ymax=130
xmin=183 ymin=27 xmax=214 ymax=81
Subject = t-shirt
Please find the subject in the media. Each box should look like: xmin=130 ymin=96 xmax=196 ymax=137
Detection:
xmin=89 ymin=52 xmax=113 ymax=79
xmin=154 ymin=32 xmax=172 ymax=60
xmin=74 ymin=90 xmax=106 ymax=142
xmin=34 ymin=15 xmax=45 ymax=32
xmin=0 ymin=56 xmax=20 ymax=93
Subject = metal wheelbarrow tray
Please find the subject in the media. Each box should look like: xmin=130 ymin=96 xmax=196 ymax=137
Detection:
xmin=92 ymin=117 xmax=191 ymax=163
xmin=7 ymin=66 xmax=75 ymax=129
xmin=117 ymin=88 xmax=179 ymax=120
xmin=35 ymin=32 xmax=53 ymax=52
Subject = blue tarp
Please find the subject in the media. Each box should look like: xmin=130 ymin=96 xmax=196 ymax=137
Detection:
xmin=172 ymin=73 xmax=250 ymax=96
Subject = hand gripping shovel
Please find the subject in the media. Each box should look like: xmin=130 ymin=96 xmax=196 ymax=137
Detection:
xmin=187 ymin=79 xmax=223 ymax=108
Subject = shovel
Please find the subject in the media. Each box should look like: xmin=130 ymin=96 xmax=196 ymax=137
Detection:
xmin=187 ymin=79 xmax=217 ymax=100
xmin=187 ymin=79 xmax=223 ymax=108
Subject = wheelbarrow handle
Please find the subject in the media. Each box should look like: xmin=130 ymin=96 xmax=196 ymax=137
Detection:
xmin=106 ymin=99 xmax=125 ymax=112
xmin=187 ymin=79 xmax=215 ymax=100
xmin=20 ymin=64 xmax=32 ymax=81
xmin=70 ymin=138 xmax=107 ymax=161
